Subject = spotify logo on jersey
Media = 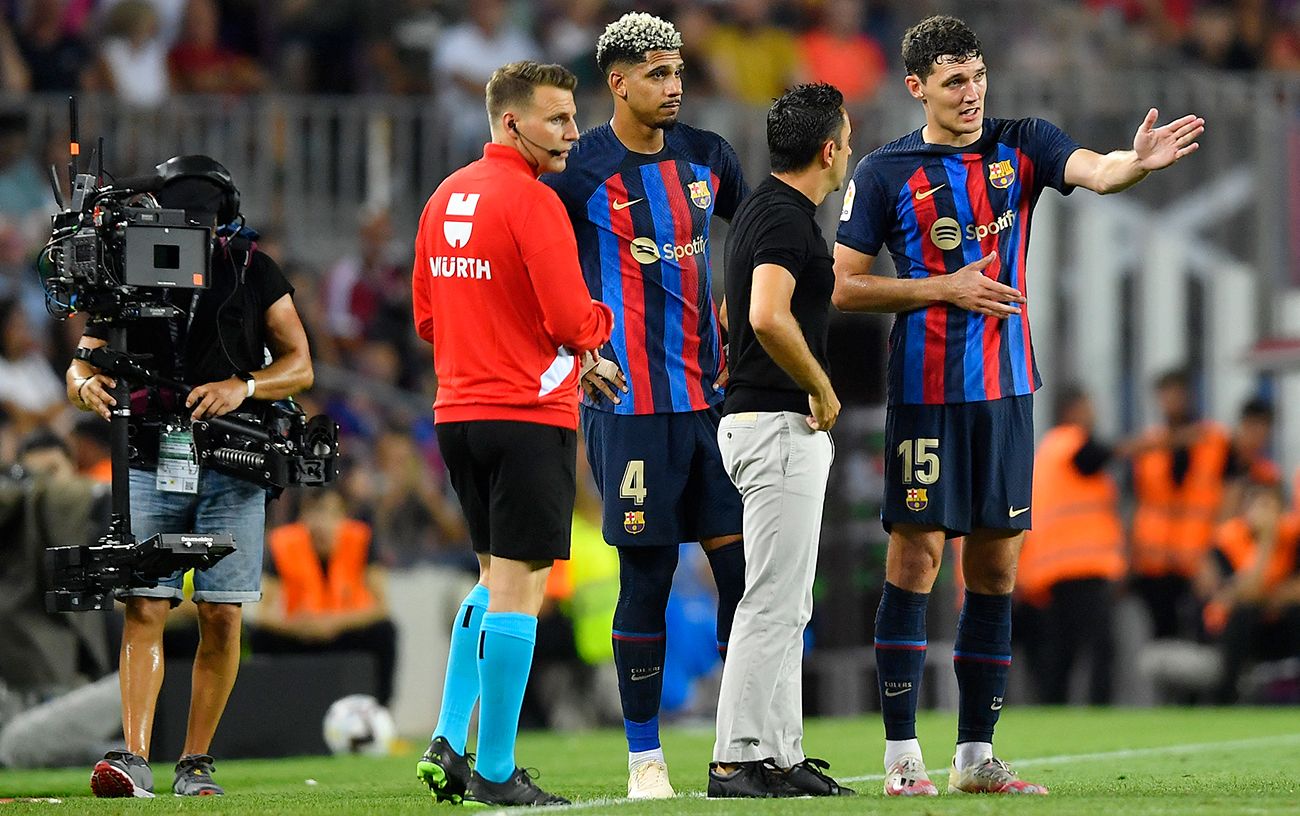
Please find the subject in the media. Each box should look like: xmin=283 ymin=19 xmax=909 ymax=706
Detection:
xmin=631 ymin=237 xmax=660 ymax=265
xmin=930 ymin=217 xmax=962 ymax=251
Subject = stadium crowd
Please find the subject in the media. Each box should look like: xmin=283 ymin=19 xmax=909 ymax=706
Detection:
xmin=0 ymin=0 xmax=1298 ymax=773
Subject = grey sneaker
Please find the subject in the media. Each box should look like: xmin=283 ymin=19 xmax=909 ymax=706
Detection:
xmin=90 ymin=750 xmax=154 ymax=798
xmin=173 ymin=753 xmax=224 ymax=796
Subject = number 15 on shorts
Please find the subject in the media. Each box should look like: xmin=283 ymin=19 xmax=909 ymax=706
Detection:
xmin=897 ymin=438 xmax=940 ymax=485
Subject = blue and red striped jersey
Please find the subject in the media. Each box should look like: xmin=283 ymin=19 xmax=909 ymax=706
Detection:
xmin=543 ymin=122 xmax=748 ymax=415
xmin=836 ymin=117 xmax=1080 ymax=406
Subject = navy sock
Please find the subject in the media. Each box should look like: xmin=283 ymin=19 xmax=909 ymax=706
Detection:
xmin=874 ymin=581 xmax=929 ymax=741
xmin=704 ymin=540 xmax=744 ymax=659
xmin=953 ymin=591 xmax=1013 ymax=744
xmin=475 ymin=612 xmax=537 ymax=783
xmin=433 ymin=583 xmax=488 ymax=754
xmin=612 ymin=546 xmax=678 ymax=751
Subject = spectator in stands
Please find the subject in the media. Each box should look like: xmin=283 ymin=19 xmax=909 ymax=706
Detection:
xmin=70 ymin=416 xmax=112 ymax=483
xmin=97 ymin=0 xmax=188 ymax=49
xmin=0 ymin=431 xmax=116 ymax=770
xmin=1017 ymin=386 xmax=1125 ymax=704
xmin=0 ymin=300 xmax=68 ymax=451
xmin=83 ymin=0 xmax=172 ymax=108
xmin=252 ymin=488 xmax=398 ymax=705
xmin=0 ymin=19 xmax=30 ymax=93
xmin=1130 ymin=368 xmax=1234 ymax=640
xmin=1197 ymin=480 xmax=1300 ymax=703
xmin=15 ymin=0 xmax=91 ymax=92
xmin=1222 ymin=398 xmax=1279 ymax=516
xmin=433 ymin=0 xmax=540 ymax=165
xmin=370 ymin=428 xmax=467 ymax=567
xmin=798 ymin=0 xmax=887 ymax=104
xmin=1180 ymin=0 xmax=1259 ymax=70
xmin=0 ymin=111 xmax=51 ymax=314
xmin=541 ymin=0 xmax=605 ymax=90
xmin=705 ymin=0 xmax=800 ymax=106
xmin=1264 ymin=4 xmax=1300 ymax=71
xmin=168 ymin=0 xmax=266 ymax=94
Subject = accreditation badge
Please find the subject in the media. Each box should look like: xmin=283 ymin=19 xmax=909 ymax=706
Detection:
xmin=156 ymin=426 xmax=200 ymax=494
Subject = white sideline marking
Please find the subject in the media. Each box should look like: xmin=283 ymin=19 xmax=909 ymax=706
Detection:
xmin=844 ymin=732 xmax=1300 ymax=783
xmin=476 ymin=733 xmax=1300 ymax=813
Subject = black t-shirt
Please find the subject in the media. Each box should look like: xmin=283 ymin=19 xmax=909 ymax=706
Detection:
xmin=84 ymin=242 xmax=293 ymax=465
xmin=85 ymin=242 xmax=293 ymax=386
xmin=722 ymin=176 xmax=834 ymax=415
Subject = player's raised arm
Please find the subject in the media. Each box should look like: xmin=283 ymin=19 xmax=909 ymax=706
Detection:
xmin=832 ymin=244 xmax=1024 ymax=317
xmin=1064 ymin=108 xmax=1205 ymax=195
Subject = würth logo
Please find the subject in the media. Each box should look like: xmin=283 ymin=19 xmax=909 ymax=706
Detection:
xmin=443 ymin=192 xmax=480 ymax=248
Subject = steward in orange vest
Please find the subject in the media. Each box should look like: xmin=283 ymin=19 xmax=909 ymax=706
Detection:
xmin=1019 ymin=423 xmax=1124 ymax=608
xmin=252 ymin=490 xmax=396 ymax=704
xmin=1198 ymin=482 xmax=1300 ymax=703
xmin=268 ymin=519 xmax=377 ymax=616
xmin=1129 ymin=369 xmax=1234 ymax=640
xmin=1017 ymin=386 xmax=1124 ymax=704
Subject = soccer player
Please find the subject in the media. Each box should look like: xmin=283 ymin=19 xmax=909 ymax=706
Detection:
xmin=412 ymin=60 xmax=613 ymax=807
xmin=543 ymin=12 xmax=749 ymax=800
xmin=833 ymin=15 xmax=1204 ymax=796
xmin=709 ymin=83 xmax=855 ymax=799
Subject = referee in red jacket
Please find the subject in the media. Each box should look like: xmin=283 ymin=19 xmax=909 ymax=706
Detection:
xmin=411 ymin=61 xmax=613 ymax=807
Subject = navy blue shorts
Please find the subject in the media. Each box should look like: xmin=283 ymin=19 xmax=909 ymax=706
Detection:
xmin=581 ymin=406 xmax=743 ymax=547
xmin=882 ymin=394 xmax=1034 ymax=537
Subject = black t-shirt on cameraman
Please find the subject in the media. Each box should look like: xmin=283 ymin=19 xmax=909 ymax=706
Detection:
xmin=83 ymin=241 xmax=293 ymax=466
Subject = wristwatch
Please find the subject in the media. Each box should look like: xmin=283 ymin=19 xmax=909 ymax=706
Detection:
xmin=237 ymin=371 xmax=256 ymax=398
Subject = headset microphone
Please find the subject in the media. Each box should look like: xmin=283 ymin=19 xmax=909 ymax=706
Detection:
xmin=510 ymin=120 xmax=565 ymax=158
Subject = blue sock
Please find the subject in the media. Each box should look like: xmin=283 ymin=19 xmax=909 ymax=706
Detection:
xmin=874 ymin=581 xmax=929 ymax=741
xmin=953 ymin=591 xmax=1013 ymax=744
xmin=475 ymin=612 xmax=538 ymax=783
xmin=433 ymin=583 xmax=488 ymax=754
xmin=613 ymin=546 xmax=677 ymax=752
xmin=705 ymin=540 xmax=745 ymax=660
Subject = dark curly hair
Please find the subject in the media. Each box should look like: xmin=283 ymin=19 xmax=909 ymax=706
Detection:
xmin=902 ymin=15 xmax=982 ymax=80
xmin=767 ymin=83 xmax=846 ymax=173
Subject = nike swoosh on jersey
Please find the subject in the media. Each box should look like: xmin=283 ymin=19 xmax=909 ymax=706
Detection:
xmin=611 ymin=198 xmax=644 ymax=211
xmin=884 ymin=687 xmax=912 ymax=697
xmin=1009 ymin=506 xmax=1030 ymax=517
xmin=914 ymin=184 xmax=946 ymax=201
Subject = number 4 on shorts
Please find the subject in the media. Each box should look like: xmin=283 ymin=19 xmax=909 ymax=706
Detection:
xmin=620 ymin=459 xmax=647 ymax=505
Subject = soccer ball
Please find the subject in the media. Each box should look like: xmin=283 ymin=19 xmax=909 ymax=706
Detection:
xmin=322 ymin=694 xmax=396 ymax=756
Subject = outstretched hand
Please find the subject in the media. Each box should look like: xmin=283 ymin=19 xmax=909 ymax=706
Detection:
xmin=1134 ymin=108 xmax=1205 ymax=172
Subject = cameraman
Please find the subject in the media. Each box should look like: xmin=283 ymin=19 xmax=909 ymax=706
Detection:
xmin=64 ymin=156 xmax=313 ymax=798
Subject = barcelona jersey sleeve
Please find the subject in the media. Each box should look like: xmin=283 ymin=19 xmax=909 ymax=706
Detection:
xmin=835 ymin=160 xmax=891 ymax=257
xmin=711 ymin=136 xmax=749 ymax=221
xmin=1020 ymin=118 xmax=1082 ymax=196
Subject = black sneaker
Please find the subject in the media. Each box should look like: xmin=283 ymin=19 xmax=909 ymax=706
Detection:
xmin=90 ymin=750 xmax=154 ymax=798
xmin=465 ymin=767 xmax=569 ymax=806
xmin=173 ymin=753 xmax=224 ymax=796
xmin=782 ymin=757 xmax=856 ymax=796
xmin=416 ymin=736 xmax=473 ymax=804
xmin=706 ymin=759 xmax=802 ymax=798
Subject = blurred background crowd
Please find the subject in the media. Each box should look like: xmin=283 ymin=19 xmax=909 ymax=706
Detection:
xmin=1 ymin=0 xmax=1299 ymax=766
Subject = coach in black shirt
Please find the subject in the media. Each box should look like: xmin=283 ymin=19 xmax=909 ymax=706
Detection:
xmin=708 ymin=84 xmax=853 ymax=800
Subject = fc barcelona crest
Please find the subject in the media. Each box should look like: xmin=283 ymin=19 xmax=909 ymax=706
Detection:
xmin=905 ymin=488 xmax=928 ymax=512
xmin=624 ymin=510 xmax=646 ymax=534
xmin=688 ymin=180 xmax=712 ymax=210
xmin=987 ymin=159 xmax=1015 ymax=190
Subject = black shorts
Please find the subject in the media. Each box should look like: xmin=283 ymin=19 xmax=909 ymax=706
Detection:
xmin=436 ymin=420 xmax=576 ymax=561
xmin=883 ymin=394 xmax=1034 ymax=537
xmin=581 ymin=406 xmax=743 ymax=547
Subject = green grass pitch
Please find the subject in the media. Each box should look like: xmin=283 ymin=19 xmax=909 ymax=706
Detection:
xmin=1 ymin=708 xmax=1297 ymax=814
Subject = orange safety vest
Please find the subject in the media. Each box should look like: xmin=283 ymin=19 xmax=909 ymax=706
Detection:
xmin=1202 ymin=515 xmax=1300 ymax=634
xmin=1018 ymin=424 xmax=1124 ymax=607
xmin=1131 ymin=423 xmax=1230 ymax=579
xmin=268 ymin=520 xmax=376 ymax=617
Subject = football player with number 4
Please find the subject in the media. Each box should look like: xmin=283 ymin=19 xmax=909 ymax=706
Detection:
xmin=542 ymin=12 xmax=749 ymax=800
xmin=833 ymin=15 xmax=1203 ymax=797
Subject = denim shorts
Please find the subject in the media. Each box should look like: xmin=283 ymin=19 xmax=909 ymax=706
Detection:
xmin=121 ymin=468 xmax=267 ymax=604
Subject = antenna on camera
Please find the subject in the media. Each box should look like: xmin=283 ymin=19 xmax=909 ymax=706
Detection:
xmin=67 ymin=95 xmax=79 ymax=189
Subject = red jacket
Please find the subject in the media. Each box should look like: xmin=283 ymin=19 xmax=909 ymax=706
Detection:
xmin=413 ymin=144 xmax=613 ymax=428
